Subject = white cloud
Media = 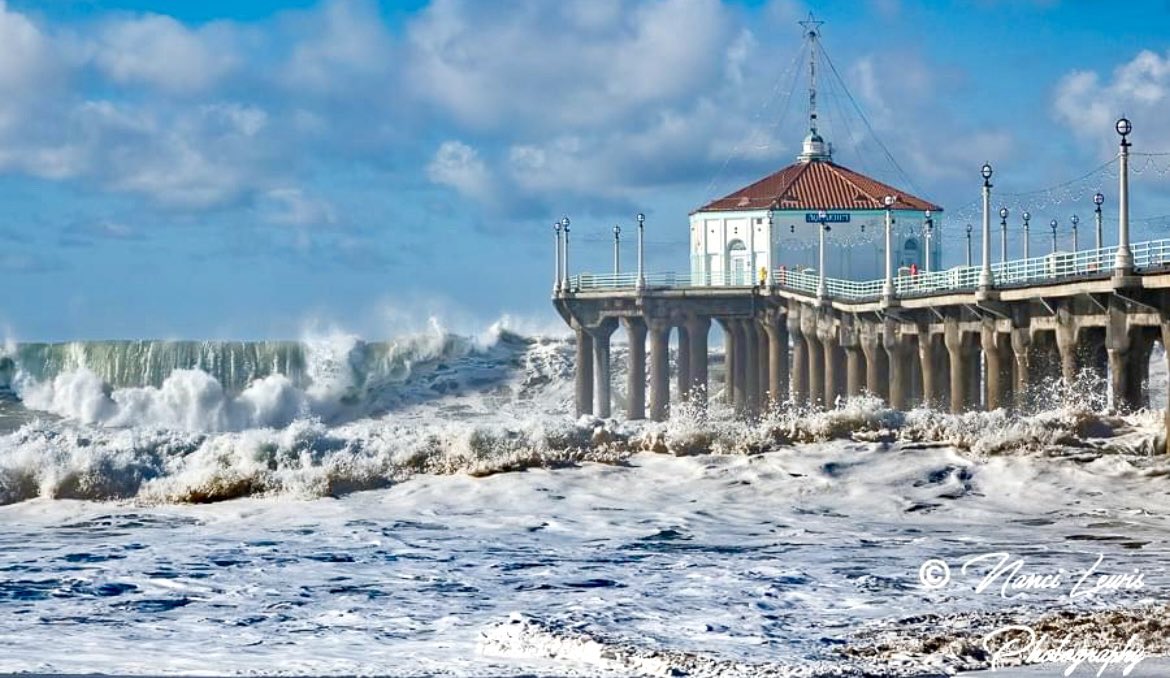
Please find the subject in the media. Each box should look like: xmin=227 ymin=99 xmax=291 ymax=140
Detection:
xmin=0 ymin=0 xmax=57 ymax=93
xmin=427 ymin=140 xmax=493 ymax=201
xmin=1053 ymin=50 xmax=1170 ymax=154
xmin=282 ymin=0 xmax=394 ymax=95
xmin=90 ymin=14 xmax=238 ymax=93
xmin=405 ymin=0 xmax=732 ymax=131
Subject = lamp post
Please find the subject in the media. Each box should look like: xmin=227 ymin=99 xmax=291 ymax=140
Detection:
xmin=1070 ymin=214 xmax=1079 ymax=253
xmin=817 ymin=209 xmax=829 ymax=301
xmin=1093 ymin=192 xmax=1105 ymax=251
xmin=999 ymin=207 xmax=1009 ymax=264
xmin=1022 ymin=211 xmax=1031 ymax=260
xmin=636 ymin=212 xmax=646 ymax=290
xmin=882 ymin=195 xmax=895 ymax=301
xmin=561 ymin=216 xmax=571 ymax=292
xmin=612 ymin=224 xmax=621 ymax=276
xmin=553 ymin=221 xmax=562 ymax=294
xmin=1115 ymin=117 xmax=1133 ymax=275
xmin=923 ymin=209 xmax=934 ymax=273
xmin=965 ymin=224 xmax=973 ymax=266
xmin=1050 ymin=218 xmax=1058 ymax=255
xmin=980 ymin=162 xmax=994 ymax=288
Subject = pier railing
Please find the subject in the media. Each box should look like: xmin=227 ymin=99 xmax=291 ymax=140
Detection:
xmin=563 ymin=238 xmax=1170 ymax=301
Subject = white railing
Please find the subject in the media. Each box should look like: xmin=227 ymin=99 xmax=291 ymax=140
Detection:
xmin=563 ymin=238 xmax=1170 ymax=301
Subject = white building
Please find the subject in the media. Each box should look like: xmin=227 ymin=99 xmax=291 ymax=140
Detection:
xmin=689 ymin=131 xmax=943 ymax=286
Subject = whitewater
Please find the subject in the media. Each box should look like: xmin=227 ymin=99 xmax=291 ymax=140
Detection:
xmin=2 ymin=321 xmax=1170 ymax=676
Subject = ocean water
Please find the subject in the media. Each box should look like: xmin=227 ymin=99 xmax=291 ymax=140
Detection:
xmin=1 ymin=323 xmax=1169 ymax=676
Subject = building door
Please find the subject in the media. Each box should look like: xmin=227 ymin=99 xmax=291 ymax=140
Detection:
xmin=728 ymin=239 xmax=748 ymax=285
xmin=901 ymin=238 xmax=920 ymax=269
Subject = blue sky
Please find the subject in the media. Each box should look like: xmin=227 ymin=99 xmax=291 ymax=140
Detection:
xmin=2 ymin=0 xmax=1170 ymax=340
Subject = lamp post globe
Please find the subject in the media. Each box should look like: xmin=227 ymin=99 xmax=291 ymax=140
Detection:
xmin=1094 ymin=192 xmax=1104 ymax=207
xmin=1116 ymin=117 xmax=1132 ymax=138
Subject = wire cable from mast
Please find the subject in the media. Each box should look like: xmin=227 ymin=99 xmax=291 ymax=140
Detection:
xmin=700 ymin=40 xmax=807 ymax=203
xmin=819 ymin=47 xmax=919 ymax=196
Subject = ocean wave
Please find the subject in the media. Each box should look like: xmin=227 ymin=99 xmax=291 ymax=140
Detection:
xmin=1 ymin=322 xmax=1168 ymax=505
xmin=6 ymin=322 xmax=541 ymax=431
xmin=1 ymin=392 xmax=1167 ymax=506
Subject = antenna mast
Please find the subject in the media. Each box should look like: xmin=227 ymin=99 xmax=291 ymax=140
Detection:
xmin=799 ymin=13 xmax=824 ymax=135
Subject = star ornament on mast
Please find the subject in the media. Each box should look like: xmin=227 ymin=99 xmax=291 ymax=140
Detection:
xmin=799 ymin=13 xmax=824 ymax=134
xmin=796 ymin=13 xmax=832 ymax=163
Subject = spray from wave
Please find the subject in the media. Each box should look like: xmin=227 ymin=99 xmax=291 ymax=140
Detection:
xmin=0 ymin=321 xmax=1167 ymax=506
xmin=6 ymin=320 xmax=517 ymax=431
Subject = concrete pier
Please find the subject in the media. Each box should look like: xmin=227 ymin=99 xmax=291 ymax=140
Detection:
xmin=623 ymin=318 xmax=646 ymax=420
xmin=686 ymin=316 xmax=710 ymax=405
xmin=648 ymin=319 xmax=671 ymax=422
xmin=574 ymin=328 xmax=593 ymax=417
xmin=591 ymin=321 xmax=616 ymax=418
xmin=789 ymin=311 xmax=807 ymax=404
xmin=764 ymin=312 xmax=788 ymax=407
xmin=554 ymin=269 xmax=1170 ymax=453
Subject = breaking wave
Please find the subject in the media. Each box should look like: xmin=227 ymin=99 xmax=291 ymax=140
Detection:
xmin=1 ymin=321 xmax=1168 ymax=506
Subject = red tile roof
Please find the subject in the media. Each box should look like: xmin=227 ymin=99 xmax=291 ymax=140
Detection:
xmin=696 ymin=160 xmax=942 ymax=213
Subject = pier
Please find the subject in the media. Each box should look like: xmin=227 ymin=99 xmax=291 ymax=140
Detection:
xmin=552 ymin=117 xmax=1170 ymax=451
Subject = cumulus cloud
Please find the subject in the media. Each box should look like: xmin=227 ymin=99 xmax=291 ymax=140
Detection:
xmin=1053 ymin=49 xmax=1170 ymax=154
xmin=405 ymin=0 xmax=732 ymax=131
xmin=426 ymin=140 xmax=493 ymax=202
xmin=0 ymin=0 xmax=58 ymax=93
xmin=281 ymin=0 xmax=394 ymax=96
xmin=89 ymin=14 xmax=238 ymax=93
